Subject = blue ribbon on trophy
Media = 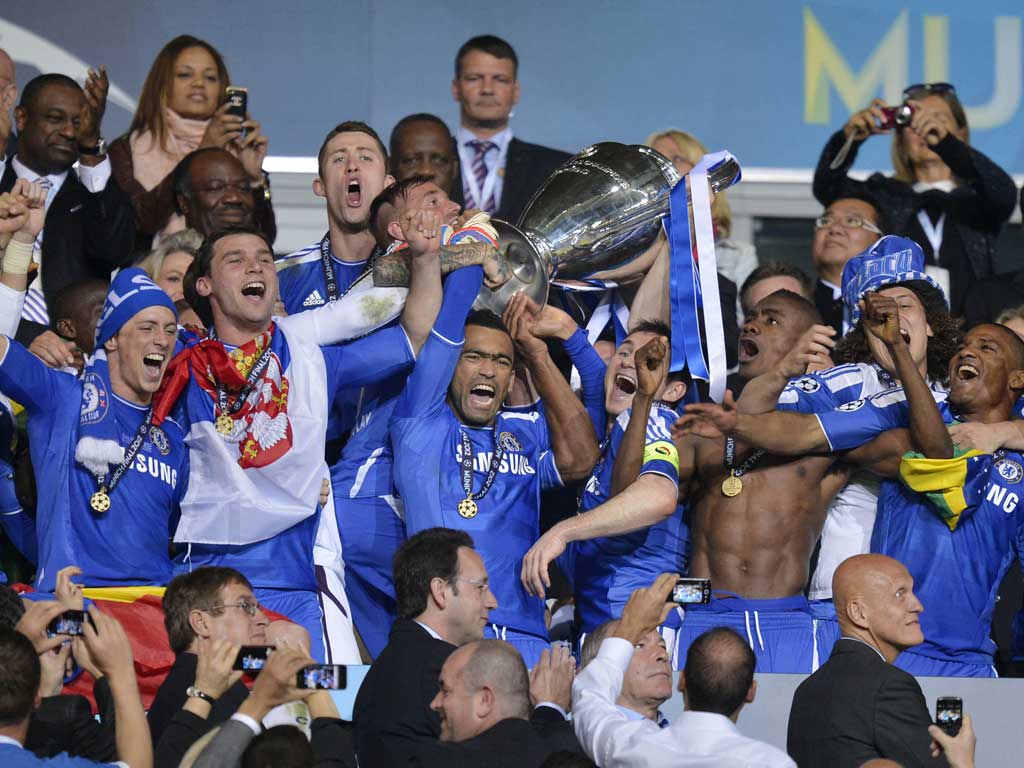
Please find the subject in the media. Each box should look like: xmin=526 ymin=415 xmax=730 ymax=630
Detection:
xmin=666 ymin=150 xmax=741 ymax=403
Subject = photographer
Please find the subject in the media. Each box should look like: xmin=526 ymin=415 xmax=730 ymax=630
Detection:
xmin=813 ymin=82 xmax=1017 ymax=315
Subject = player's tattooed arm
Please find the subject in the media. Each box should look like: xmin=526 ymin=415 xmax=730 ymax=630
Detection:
xmin=372 ymin=242 xmax=509 ymax=287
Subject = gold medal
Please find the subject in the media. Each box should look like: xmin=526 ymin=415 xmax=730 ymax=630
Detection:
xmin=90 ymin=490 xmax=111 ymax=513
xmin=721 ymin=473 xmax=743 ymax=497
xmin=216 ymin=414 xmax=234 ymax=435
xmin=458 ymin=498 xmax=479 ymax=519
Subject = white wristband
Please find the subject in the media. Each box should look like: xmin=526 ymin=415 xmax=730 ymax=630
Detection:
xmin=1 ymin=238 xmax=33 ymax=276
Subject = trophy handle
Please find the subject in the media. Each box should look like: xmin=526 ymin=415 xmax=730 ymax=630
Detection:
xmin=472 ymin=220 xmax=550 ymax=316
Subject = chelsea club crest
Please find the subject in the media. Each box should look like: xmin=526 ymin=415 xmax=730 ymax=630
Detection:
xmin=80 ymin=372 xmax=109 ymax=425
xmin=995 ymin=458 xmax=1023 ymax=484
xmin=149 ymin=426 xmax=170 ymax=456
xmin=498 ymin=431 xmax=521 ymax=452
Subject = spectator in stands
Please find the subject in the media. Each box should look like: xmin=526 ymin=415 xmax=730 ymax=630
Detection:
xmin=573 ymin=574 xmax=793 ymax=767
xmin=27 ymin=279 xmax=108 ymax=374
xmin=353 ymin=528 xmax=496 ymax=766
xmin=391 ymin=262 xmax=600 ymax=666
xmin=815 ymin=82 xmax=1017 ymax=315
xmin=0 ymin=48 xmax=15 ymax=159
xmin=450 ymin=35 xmax=571 ymax=222
xmin=147 ymin=567 xmax=268 ymax=752
xmin=811 ymin=194 xmax=885 ymax=337
xmin=413 ymin=639 xmax=581 ymax=766
xmin=997 ymin=305 xmax=1024 ymax=340
xmin=276 ymin=121 xmax=394 ymax=312
xmin=3 ymin=72 xmax=135 ymax=345
xmin=647 ymin=129 xmax=758 ymax=301
xmin=390 ymin=114 xmax=459 ymax=197
xmin=140 ymin=228 xmax=202 ymax=302
xmin=0 ymin=265 xmax=186 ymax=593
xmin=579 ymin=621 xmax=672 ymax=726
xmin=788 ymin=554 xmax=976 ymax=766
xmin=172 ymin=147 xmax=266 ymax=238
xmin=738 ymin=261 xmax=814 ymax=316
xmin=108 ymin=35 xmax=273 ymax=247
xmin=2 ymin=606 xmax=152 ymax=767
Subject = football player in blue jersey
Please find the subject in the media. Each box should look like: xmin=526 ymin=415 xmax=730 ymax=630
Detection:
xmin=679 ymin=292 xmax=1024 ymax=677
xmin=391 ymin=268 xmax=600 ymax=668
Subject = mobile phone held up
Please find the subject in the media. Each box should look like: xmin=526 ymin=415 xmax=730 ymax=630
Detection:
xmin=670 ymin=577 xmax=711 ymax=605
xmin=297 ymin=664 xmax=347 ymax=690
xmin=935 ymin=696 xmax=962 ymax=737
xmin=234 ymin=645 xmax=273 ymax=673
xmin=223 ymin=86 xmax=247 ymax=119
xmin=47 ymin=609 xmax=88 ymax=636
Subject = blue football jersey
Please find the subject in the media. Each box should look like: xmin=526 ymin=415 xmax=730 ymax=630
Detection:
xmin=815 ymin=385 xmax=949 ymax=452
xmin=572 ymin=402 xmax=687 ymax=633
xmin=275 ymin=237 xmax=371 ymax=315
xmin=0 ymin=341 xmax=188 ymax=590
xmin=391 ymin=327 xmax=562 ymax=638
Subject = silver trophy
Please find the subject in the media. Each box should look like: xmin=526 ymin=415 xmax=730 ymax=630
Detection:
xmin=475 ymin=141 xmax=742 ymax=314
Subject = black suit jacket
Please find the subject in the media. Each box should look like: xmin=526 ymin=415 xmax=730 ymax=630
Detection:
xmin=814 ymin=279 xmax=845 ymax=339
xmin=787 ymin=639 xmax=945 ymax=768
xmin=411 ymin=716 xmax=581 ymax=768
xmin=453 ymin=136 xmax=572 ymax=225
xmin=1 ymin=161 xmax=136 ymax=344
xmin=962 ymin=269 xmax=1024 ymax=329
xmin=25 ymin=677 xmax=116 ymax=761
xmin=353 ymin=619 xmax=456 ymax=767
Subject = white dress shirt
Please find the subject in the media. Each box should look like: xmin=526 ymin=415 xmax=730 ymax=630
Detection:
xmin=573 ymin=637 xmax=795 ymax=767
xmin=457 ymin=124 xmax=512 ymax=212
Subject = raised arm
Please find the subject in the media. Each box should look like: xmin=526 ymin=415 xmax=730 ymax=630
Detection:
xmin=504 ymin=294 xmax=600 ymax=483
xmin=736 ymin=323 xmax=836 ymax=414
xmin=395 ymin=209 xmax=444 ymax=354
xmin=610 ymin=336 xmax=666 ymax=495
xmin=371 ymin=239 xmax=510 ymax=289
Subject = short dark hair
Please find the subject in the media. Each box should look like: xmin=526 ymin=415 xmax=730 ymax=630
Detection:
xmin=757 ymin=288 xmax=824 ymax=327
xmin=455 ymin=35 xmax=518 ymax=78
xmin=683 ymin=627 xmax=755 ymax=716
xmin=825 ymin=190 xmax=890 ymax=235
xmin=163 ymin=566 xmax=253 ymax=654
xmin=368 ymin=174 xmax=433 ymax=246
xmin=242 ymin=725 xmax=314 ymax=768
xmin=19 ymin=73 xmax=81 ymax=112
xmin=183 ymin=227 xmax=275 ymax=328
xmin=389 ymin=113 xmax=453 ymax=163
xmin=0 ymin=628 xmax=40 ymax=725
xmin=172 ymin=147 xmax=236 ymax=211
xmin=740 ymin=261 xmax=814 ymax=312
xmin=317 ymin=121 xmax=388 ymax=178
xmin=0 ymin=585 xmax=25 ymax=631
xmin=393 ymin=528 xmax=474 ymax=620
xmin=50 ymin=279 xmax=109 ymax=326
xmin=465 ymin=309 xmax=509 ymax=336
xmin=990 ymin=323 xmax=1024 ymax=370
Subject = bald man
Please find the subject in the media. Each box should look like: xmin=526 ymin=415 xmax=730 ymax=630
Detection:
xmin=787 ymin=554 xmax=942 ymax=767
xmin=0 ymin=48 xmax=16 ymax=159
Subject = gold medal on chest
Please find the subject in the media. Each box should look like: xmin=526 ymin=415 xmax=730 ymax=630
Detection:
xmin=458 ymin=498 xmax=479 ymax=519
xmin=721 ymin=474 xmax=743 ymax=497
xmin=215 ymin=414 xmax=234 ymax=435
xmin=90 ymin=490 xmax=111 ymax=513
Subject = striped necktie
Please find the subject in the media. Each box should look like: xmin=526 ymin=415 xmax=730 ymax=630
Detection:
xmin=466 ymin=140 xmax=497 ymax=212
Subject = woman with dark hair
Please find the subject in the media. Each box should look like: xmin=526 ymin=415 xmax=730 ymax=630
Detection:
xmin=814 ymin=83 xmax=1017 ymax=315
xmin=107 ymin=35 xmax=272 ymax=247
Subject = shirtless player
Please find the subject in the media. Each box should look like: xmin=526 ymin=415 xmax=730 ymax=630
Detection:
xmin=523 ymin=289 xmax=846 ymax=671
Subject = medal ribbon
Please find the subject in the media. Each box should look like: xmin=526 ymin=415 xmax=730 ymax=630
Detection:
xmin=94 ymin=407 xmax=154 ymax=499
xmin=724 ymin=436 xmax=764 ymax=478
xmin=319 ymin=233 xmax=340 ymax=302
xmin=459 ymin=428 xmax=505 ymax=502
xmin=208 ymin=327 xmax=277 ymax=420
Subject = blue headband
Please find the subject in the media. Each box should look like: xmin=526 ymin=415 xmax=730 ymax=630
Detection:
xmin=841 ymin=236 xmax=947 ymax=324
xmin=94 ymin=268 xmax=178 ymax=349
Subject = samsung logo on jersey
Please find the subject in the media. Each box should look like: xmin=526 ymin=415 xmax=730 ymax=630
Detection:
xmin=986 ymin=485 xmax=1018 ymax=514
xmin=473 ymin=452 xmax=536 ymax=476
xmin=134 ymin=455 xmax=178 ymax=488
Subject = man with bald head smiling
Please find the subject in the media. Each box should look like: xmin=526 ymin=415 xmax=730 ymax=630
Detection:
xmin=787 ymin=554 xmax=974 ymax=767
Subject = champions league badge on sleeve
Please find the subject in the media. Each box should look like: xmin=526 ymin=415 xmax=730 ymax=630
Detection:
xmin=498 ymin=431 xmax=522 ymax=453
xmin=80 ymin=373 xmax=109 ymax=425
xmin=837 ymin=398 xmax=865 ymax=412
xmin=995 ymin=458 xmax=1023 ymax=484
xmin=792 ymin=377 xmax=821 ymax=394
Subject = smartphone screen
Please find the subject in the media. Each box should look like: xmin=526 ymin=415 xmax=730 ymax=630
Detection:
xmin=233 ymin=645 xmax=273 ymax=672
xmin=670 ymin=577 xmax=711 ymax=605
xmin=935 ymin=696 xmax=963 ymax=737
xmin=224 ymin=86 xmax=247 ymax=119
xmin=296 ymin=664 xmax=346 ymax=690
xmin=47 ymin=609 xmax=86 ymax=636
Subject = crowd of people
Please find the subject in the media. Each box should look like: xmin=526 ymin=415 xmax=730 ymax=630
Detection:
xmin=0 ymin=28 xmax=1020 ymax=767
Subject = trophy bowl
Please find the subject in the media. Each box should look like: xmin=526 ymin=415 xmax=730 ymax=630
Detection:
xmin=472 ymin=219 xmax=550 ymax=316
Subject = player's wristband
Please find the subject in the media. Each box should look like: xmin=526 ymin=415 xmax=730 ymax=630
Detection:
xmin=1 ymin=238 xmax=33 ymax=276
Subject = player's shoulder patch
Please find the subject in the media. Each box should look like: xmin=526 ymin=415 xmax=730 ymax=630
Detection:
xmin=643 ymin=440 xmax=679 ymax=473
xmin=837 ymin=398 xmax=866 ymax=412
xmin=790 ymin=376 xmax=821 ymax=394
xmin=995 ymin=457 xmax=1023 ymax=484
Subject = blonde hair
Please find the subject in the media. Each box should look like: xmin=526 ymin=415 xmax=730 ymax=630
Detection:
xmin=890 ymin=87 xmax=970 ymax=184
xmin=996 ymin=305 xmax=1024 ymax=326
xmin=139 ymin=228 xmax=203 ymax=282
xmin=646 ymin=129 xmax=732 ymax=238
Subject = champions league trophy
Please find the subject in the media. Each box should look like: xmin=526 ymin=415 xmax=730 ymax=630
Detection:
xmin=475 ymin=141 xmax=742 ymax=314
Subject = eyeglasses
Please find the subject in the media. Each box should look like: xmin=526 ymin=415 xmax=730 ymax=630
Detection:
xmin=814 ymin=214 xmax=883 ymax=235
xmin=902 ymin=82 xmax=956 ymax=100
xmin=206 ymin=598 xmax=262 ymax=617
xmin=452 ymin=576 xmax=491 ymax=595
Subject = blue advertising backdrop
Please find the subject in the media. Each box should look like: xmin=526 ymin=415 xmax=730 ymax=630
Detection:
xmin=1 ymin=0 xmax=1021 ymax=172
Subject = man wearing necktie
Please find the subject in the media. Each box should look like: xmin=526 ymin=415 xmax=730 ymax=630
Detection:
xmin=450 ymin=35 xmax=571 ymax=225
xmin=0 ymin=71 xmax=135 ymax=346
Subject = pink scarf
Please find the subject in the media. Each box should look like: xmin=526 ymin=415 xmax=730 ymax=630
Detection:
xmin=129 ymin=108 xmax=209 ymax=191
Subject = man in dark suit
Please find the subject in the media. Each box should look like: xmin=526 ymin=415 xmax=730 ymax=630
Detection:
xmin=787 ymin=553 xmax=973 ymax=767
xmin=3 ymin=72 xmax=135 ymax=345
xmin=450 ymin=35 xmax=571 ymax=225
xmin=352 ymin=528 xmax=497 ymax=766
xmin=414 ymin=639 xmax=581 ymax=767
